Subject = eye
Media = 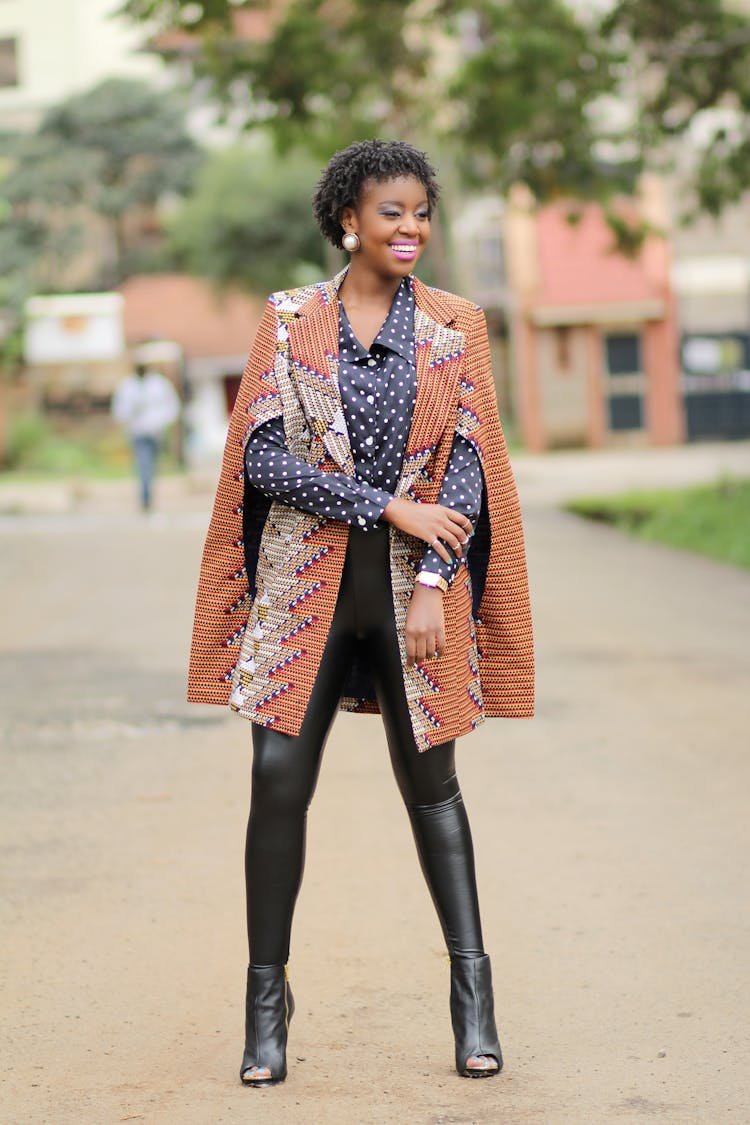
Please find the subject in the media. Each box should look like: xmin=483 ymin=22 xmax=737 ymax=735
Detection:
xmin=380 ymin=210 xmax=400 ymax=218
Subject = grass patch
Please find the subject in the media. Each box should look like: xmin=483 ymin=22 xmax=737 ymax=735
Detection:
xmin=566 ymin=477 xmax=750 ymax=570
xmin=2 ymin=412 xmax=180 ymax=479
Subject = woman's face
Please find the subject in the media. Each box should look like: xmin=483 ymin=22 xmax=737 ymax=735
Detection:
xmin=341 ymin=175 xmax=431 ymax=279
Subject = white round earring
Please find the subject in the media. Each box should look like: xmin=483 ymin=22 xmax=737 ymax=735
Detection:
xmin=342 ymin=231 xmax=361 ymax=252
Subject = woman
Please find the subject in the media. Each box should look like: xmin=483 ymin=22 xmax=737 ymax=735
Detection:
xmin=188 ymin=139 xmax=534 ymax=1086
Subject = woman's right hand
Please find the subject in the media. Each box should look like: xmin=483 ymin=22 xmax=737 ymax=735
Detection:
xmin=382 ymin=497 xmax=472 ymax=566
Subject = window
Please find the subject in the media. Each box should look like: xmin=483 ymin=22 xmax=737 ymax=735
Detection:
xmin=609 ymin=395 xmax=643 ymax=431
xmin=0 ymin=37 xmax=19 ymax=88
xmin=605 ymin=333 xmax=641 ymax=376
xmin=603 ymin=330 xmax=646 ymax=433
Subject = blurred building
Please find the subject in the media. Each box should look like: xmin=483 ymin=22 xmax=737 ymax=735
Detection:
xmin=119 ymin=274 xmax=263 ymax=464
xmin=24 ymin=293 xmax=128 ymax=408
xmin=0 ymin=0 xmax=161 ymax=130
xmin=503 ymin=183 xmax=682 ymax=451
xmin=670 ymin=198 xmax=750 ymax=441
xmin=455 ymin=177 xmax=750 ymax=450
xmin=450 ymin=196 xmax=514 ymax=423
xmin=21 ymin=275 xmax=263 ymax=466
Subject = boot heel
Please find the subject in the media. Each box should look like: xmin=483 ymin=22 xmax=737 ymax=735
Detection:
xmin=240 ymin=964 xmax=294 ymax=1087
xmin=450 ymin=954 xmax=503 ymax=1078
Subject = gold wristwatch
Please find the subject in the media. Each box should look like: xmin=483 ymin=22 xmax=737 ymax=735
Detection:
xmin=415 ymin=571 xmax=449 ymax=594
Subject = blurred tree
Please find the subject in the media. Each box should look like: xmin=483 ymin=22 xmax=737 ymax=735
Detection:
xmin=602 ymin=0 xmax=750 ymax=220
xmin=0 ymin=77 xmax=200 ymax=305
xmin=444 ymin=1 xmax=633 ymax=196
xmin=120 ymin=0 xmax=750 ymax=225
xmin=121 ymin=1 xmax=433 ymax=154
xmin=168 ymin=143 xmax=328 ymax=293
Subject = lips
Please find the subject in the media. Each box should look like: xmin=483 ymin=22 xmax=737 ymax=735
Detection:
xmin=390 ymin=242 xmax=419 ymax=260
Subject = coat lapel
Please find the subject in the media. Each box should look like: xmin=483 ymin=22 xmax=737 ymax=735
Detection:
xmin=287 ymin=269 xmax=354 ymax=475
xmin=405 ymin=277 xmax=466 ymax=458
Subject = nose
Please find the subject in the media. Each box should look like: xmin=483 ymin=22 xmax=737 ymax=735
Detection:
xmin=398 ymin=213 xmax=419 ymax=235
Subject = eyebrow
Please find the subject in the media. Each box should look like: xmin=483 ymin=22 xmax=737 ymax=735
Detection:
xmin=377 ymin=199 xmax=430 ymax=207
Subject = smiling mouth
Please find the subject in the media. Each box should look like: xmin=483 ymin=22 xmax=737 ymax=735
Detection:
xmin=390 ymin=243 xmax=419 ymax=258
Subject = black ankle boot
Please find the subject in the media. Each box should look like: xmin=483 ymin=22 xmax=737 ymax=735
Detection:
xmin=240 ymin=964 xmax=295 ymax=1086
xmin=450 ymin=954 xmax=503 ymax=1078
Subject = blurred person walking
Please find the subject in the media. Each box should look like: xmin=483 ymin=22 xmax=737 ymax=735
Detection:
xmin=188 ymin=140 xmax=534 ymax=1087
xmin=112 ymin=362 xmax=180 ymax=511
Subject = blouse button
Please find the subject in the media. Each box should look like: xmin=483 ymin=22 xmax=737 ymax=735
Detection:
xmin=367 ymin=357 xmax=377 ymax=367
xmin=366 ymin=395 xmax=375 ymax=404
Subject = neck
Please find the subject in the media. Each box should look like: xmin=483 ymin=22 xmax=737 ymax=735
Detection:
xmin=338 ymin=259 xmax=405 ymax=308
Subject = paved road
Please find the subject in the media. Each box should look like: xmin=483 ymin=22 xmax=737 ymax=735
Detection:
xmin=1 ymin=446 xmax=749 ymax=1124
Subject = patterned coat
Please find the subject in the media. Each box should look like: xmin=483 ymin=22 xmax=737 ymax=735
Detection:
xmin=188 ymin=270 xmax=534 ymax=751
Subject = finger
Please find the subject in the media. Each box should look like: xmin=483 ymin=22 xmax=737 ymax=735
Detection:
xmin=429 ymin=537 xmax=453 ymax=565
xmin=435 ymin=627 xmax=446 ymax=658
xmin=446 ymin=511 xmax=473 ymax=540
xmin=452 ymin=527 xmax=471 ymax=548
xmin=439 ymin=526 xmax=465 ymax=557
xmin=405 ymin=633 xmax=416 ymax=667
xmin=414 ymin=634 xmax=428 ymax=664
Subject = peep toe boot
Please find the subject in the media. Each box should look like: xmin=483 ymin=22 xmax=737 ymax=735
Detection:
xmin=240 ymin=964 xmax=295 ymax=1087
xmin=450 ymin=954 xmax=503 ymax=1078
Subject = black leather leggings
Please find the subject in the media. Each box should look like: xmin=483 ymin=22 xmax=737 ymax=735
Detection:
xmin=245 ymin=527 xmax=485 ymax=965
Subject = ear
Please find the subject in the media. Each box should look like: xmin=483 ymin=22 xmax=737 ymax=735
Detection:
xmin=340 ymin=204 xmax=358 ymax=232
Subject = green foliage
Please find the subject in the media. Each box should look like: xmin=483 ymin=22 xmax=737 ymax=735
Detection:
xmin=0 ymin=325 xmax=24 ymax=371
xmin=446 ymin=0 xmax=634 ymax=200
xmin=168 ymin=143 xmax=327 ymax=294
xmin=567 ymin=478 xmax=750 ymax=570
xmin=35 ymin=79 xmax=199 ymax=219
xmin=248 ymin=0 xmax=432 ymax=154
xmin=5 ymin=412 xmax=50 ymax=468
xmin=603 ymin=0 xmax=750 ymax=219
xmin=138 ymin=0 xmax=436 ymax=157
xmin=0 ymin=77 xmax=201 ymax=311
xmin=120 ymin=0 xmax=750 ymax=227
xmin=4 ymin=413 xmax=126 ymax=475
xmin=118 ymin=0 xmax=240 ymax=29
xmin=1 ymin=411 xmax=178 ymax=477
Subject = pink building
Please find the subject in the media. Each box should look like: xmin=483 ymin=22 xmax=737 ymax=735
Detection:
xmin=505 ymin=186 xmax=685 ymax=451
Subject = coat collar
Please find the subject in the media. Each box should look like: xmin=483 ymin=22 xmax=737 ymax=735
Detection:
xmin=294 ymin=267 xmax=458 ymax=327
xmin=287 ymin=269 xmax=465 ymax=474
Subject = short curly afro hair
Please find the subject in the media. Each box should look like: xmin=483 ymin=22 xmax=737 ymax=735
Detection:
xmin=312 ymin=139 xmax=440 ymax=249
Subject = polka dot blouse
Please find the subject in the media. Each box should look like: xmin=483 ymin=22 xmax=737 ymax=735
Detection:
xmin=244 ymin=278 xmax=483 ymax=586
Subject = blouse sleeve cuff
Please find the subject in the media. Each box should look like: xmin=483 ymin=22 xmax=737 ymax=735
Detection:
xmin=418 ymin=545 xmax=461 ymax=585
xmin=351 ymin=482 xmax=393 ymax=530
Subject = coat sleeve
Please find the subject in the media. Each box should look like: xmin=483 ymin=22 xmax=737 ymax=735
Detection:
xmin=418 ymin=433 xmax=483 ymax=584
xmin=187 ymin=298 xmax=282 ymax=704
xmin=460 ymin=307 xmax=534 ymax=718
xmin=245 ymin=417 xmax=392 ymax=529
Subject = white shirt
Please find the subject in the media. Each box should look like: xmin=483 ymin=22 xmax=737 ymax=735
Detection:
xmin=112 ymin=371 xmax=180 ymax=438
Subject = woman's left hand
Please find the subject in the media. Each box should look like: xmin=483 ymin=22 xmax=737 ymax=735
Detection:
xmin=405 ymin=584 xmax=446 ymax=666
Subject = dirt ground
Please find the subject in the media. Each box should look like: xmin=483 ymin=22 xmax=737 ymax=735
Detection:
xmin=1 ymin=443 xmax=749 ymax=1125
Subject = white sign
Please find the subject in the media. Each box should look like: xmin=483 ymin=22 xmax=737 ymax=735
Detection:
xmin=25 ymin=293 xmax=124 ymax=364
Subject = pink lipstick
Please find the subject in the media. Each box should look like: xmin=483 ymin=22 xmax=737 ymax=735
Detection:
xmin=390 ymin=241 xmax=419 ymax=261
